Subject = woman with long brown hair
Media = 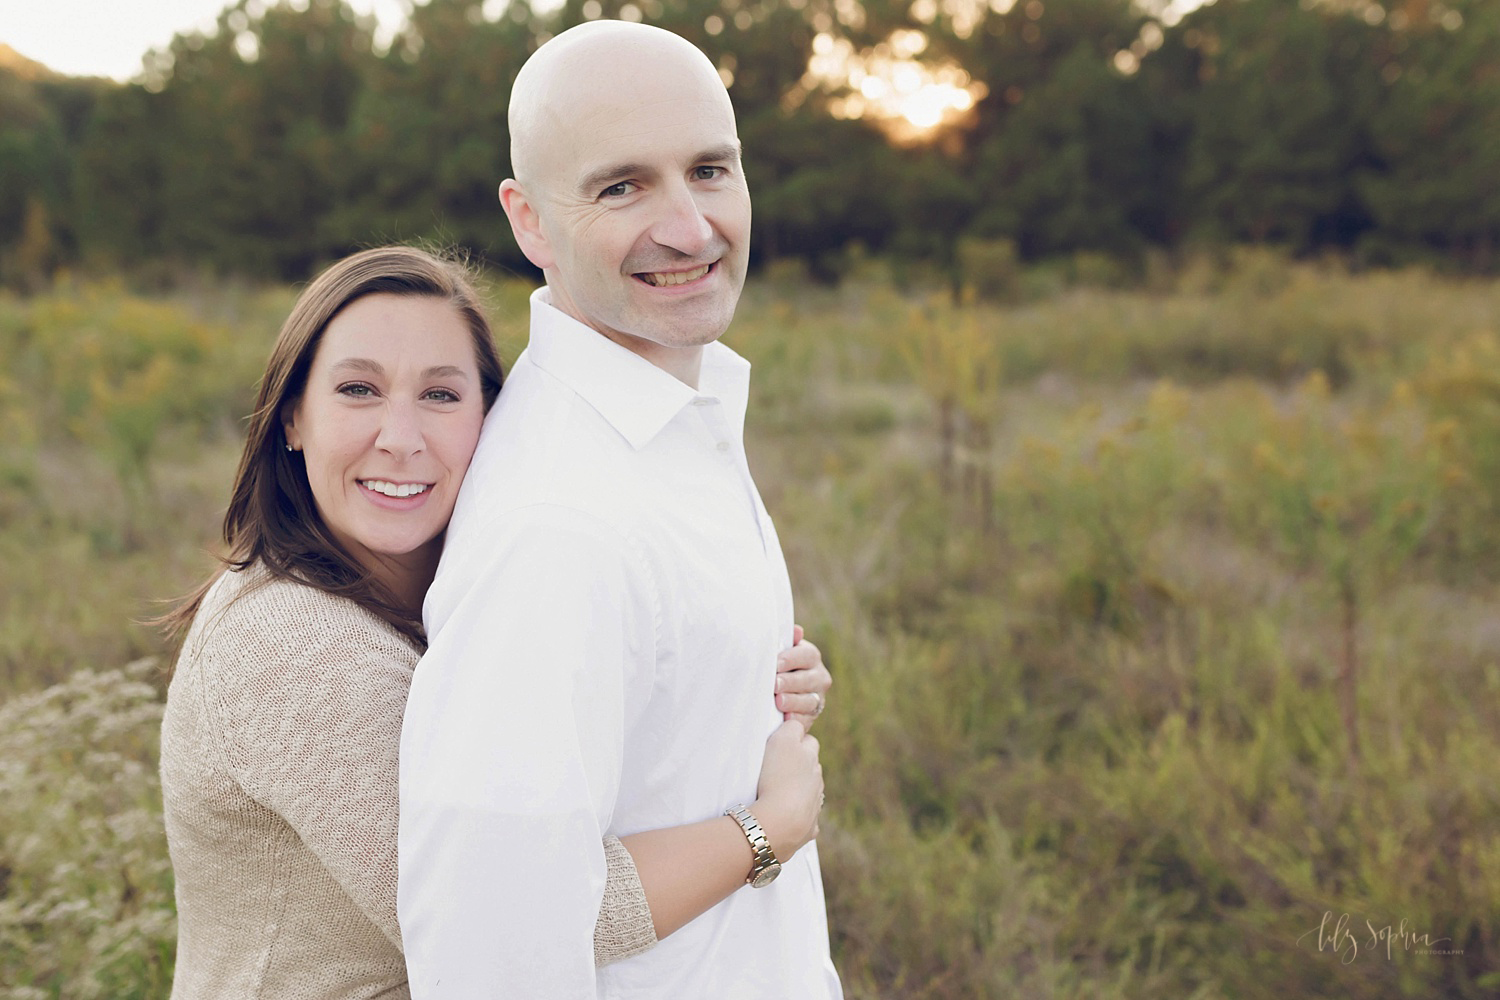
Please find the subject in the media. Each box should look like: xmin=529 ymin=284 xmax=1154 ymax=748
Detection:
xmin=159 ymin=246 xmax=829 ymax=997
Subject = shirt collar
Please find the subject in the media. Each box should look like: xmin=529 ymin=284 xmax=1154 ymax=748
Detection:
xmin=524 ymin=286 xmax=752 ymax=450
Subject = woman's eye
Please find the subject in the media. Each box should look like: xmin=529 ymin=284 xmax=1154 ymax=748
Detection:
xmin=424 ymin=389 xmax=461 ymax=403
xmin=337 ymin=382 xmax=375 ymax=398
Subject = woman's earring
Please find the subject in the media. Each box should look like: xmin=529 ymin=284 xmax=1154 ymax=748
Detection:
xmin=285 ymin=443 xmax=294 ymax=452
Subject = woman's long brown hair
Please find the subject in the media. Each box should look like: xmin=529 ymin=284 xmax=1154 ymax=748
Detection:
xmin=159 ymin=246 xmax=505 ymax=649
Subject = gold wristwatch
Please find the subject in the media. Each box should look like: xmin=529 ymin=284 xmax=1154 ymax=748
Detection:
xmin=725 ymin=804 xmax=782 ymax=888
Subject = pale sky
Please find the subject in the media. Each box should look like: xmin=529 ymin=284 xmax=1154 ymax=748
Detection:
xmin=0 ymin=0 xmax=1209 ymax=83
xmin=0 ymin=0 xmax=412 ymax=80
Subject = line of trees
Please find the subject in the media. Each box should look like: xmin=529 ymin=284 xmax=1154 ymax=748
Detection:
xmin=2 ymin=0 xmax=1498 ymax=288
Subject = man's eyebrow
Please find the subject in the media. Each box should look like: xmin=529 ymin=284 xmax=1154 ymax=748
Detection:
xmin=578 ymin=161 xmax=651 ymax=196
xmin=577 ymin=143 xmax=745 ymax=196
xmin=696 ymin=142 xmax=743 ymax=166
xmin=327 ymin=359 xmax=471 ymax=380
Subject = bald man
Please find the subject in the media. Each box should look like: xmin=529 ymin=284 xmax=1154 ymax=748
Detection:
xmin=398 ymin=20 xmax=842 ymax=999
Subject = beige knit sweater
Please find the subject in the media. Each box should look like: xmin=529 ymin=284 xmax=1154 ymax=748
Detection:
xmin=161 ymin=562 xmax=657 ymax=999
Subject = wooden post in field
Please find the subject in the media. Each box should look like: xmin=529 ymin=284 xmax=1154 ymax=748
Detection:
xmin=1338 ymin=575 xmax=1361 ymax=763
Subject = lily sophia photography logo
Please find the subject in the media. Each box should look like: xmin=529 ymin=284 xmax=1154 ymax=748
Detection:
xmin=1297 ymin=911 xmax=1462 ymax=965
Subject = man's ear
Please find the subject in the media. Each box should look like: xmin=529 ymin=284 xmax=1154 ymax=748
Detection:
xmin=499 ymin=179 xmax=556 ymax=271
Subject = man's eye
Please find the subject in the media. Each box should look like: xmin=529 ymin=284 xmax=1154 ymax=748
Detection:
xmin=694 ymin=166 xmax=726 ymax=181
xmin=601 ymin=181 xmax=633 ymax=198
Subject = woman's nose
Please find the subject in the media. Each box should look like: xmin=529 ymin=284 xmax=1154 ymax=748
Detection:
xmin=374 ymin=402 xmax=425 ymax=457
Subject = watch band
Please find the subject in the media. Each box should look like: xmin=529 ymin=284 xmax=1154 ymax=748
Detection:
xmin=725 ymin=804 xmax=781 ymax=888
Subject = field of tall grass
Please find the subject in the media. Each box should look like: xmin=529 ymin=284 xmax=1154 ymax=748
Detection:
xmin=3 ymin=252 xmax=1499 ymax=998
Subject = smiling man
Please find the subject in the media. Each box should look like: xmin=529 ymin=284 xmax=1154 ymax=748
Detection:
xmin=497 ymin=25 xmax=750 ymax=382
xmin=397 ymin=19 xmax=841 ymax=1000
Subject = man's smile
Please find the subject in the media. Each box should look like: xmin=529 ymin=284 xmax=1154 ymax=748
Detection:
xmin=635 ymin=262 xmax=714 ymax=287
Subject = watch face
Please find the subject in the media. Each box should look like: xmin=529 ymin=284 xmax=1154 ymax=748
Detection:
xmin=751 ymin=861 xmax=782 ymax=888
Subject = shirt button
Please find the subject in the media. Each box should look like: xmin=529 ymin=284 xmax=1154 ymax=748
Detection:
xmin=716 ymin=441 xmax=730 ymax=452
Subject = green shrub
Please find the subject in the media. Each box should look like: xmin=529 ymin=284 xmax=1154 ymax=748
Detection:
xmin=956 ymin=237 xmax=1020 ymax=302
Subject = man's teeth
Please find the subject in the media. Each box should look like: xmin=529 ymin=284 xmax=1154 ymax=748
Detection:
xmin=363 ymin=480 xmax=429 ymax=498
xmin=640 ymin=264 xmax=711 ymax=287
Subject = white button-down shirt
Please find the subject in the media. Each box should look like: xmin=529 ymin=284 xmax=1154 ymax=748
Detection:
xmin=398 ymin=289 xmax=841 ymax=999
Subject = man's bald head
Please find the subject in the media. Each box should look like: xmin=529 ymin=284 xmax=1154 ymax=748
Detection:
xmin=497 ymin=21 xmax=751 ymax=380
xmin=508 ymin=20 xmax=733 ymax=191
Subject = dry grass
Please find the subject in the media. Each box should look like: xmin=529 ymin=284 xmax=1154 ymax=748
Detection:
xmin=4 ymin=253 xmax=1500 ymax=996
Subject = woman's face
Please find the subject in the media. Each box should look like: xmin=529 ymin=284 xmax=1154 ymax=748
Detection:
xmin=285 ymin=293 xmax=486 ymax=586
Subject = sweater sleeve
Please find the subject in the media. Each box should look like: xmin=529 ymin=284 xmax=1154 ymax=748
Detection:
xmin=598 ymin=836 xmax=658 ymax=964
xmin=202 ymin=579 xmax=657 ymax=962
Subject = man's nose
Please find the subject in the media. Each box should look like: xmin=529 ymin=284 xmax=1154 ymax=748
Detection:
xmin=651 ymin=183 xmax=714 ymax=257
xmin=375 ymin=402 xmax=425 ymax=458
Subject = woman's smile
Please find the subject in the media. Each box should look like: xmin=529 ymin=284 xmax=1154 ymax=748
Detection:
xmin=360 ymin=479 xmax=432 ymax=498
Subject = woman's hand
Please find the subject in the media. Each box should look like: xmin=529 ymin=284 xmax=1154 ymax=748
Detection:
xmin=750 ymin=719 xmax=823 ymax=862
xmin=775 ymin=624 xmax=831 ymax=731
